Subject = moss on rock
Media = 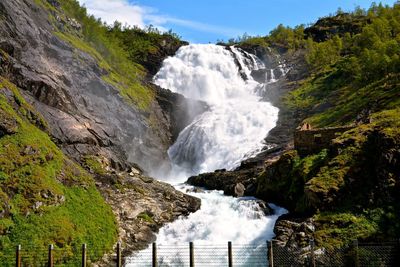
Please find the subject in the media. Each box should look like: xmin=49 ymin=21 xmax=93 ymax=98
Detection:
xmin=0 ymin=78 xmax=117 ymax=265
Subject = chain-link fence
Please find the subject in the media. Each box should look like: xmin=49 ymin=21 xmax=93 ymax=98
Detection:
xmin=1 ymin=240 xmax=399 ymax=266
xmin=0 ymin=244 xmax=114 ymax=267
xmin=270 ymin=240 xmax=400 ymax=267
xmin=126 ymin=243 xmax=269 ymax=266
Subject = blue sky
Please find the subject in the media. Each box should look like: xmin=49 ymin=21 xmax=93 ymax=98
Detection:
xmin=78 ymin=0 xmax=398 ymax=43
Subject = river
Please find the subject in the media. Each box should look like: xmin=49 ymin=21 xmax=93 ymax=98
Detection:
xmin=127 ymin=44 xmax=287 ymax=266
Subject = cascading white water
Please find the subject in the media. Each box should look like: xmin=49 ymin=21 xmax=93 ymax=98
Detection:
xmin=127 ymin=44 xmax=287 ymax=266
xmin=155 ymin=44 xmax=279 ymax=175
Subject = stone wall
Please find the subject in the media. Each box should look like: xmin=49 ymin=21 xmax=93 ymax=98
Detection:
xmin=294 ymin=125 xmax=355 ymax=155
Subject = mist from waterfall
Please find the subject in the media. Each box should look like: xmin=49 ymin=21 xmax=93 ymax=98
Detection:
xmin=127 ymin=44 xmax=287 ymax=266
xmin=154 ymin=44 xmax=279 ymax=176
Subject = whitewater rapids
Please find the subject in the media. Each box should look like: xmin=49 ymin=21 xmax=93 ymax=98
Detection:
xmin=155 ymin=44 xmax=279 ymax=174
xmin=127 ymin=44 xmax=286 ymax=266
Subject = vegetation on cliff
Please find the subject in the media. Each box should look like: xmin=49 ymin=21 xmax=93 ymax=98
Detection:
xmin=250 ymin=2 xmax=400 ymax=248
xmin=0 ymin=77 xmax=117 ymax=265
xmin=0 ymin=1 xmax=197 ymax=264
xmin=36 ymin=0 xmax=183 ymax=110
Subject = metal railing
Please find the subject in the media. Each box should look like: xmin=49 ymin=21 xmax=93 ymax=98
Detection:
xmin=125 ymin=242 xmax=268 ymax=267
xmin=1 ymin=240 xmax=399 ymax=266
xmin=269 ymin=239 xmax=400 ymax=267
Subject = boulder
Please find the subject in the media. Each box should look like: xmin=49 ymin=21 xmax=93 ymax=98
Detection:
xmin=224 ymin=183 xmax=246 ymax=197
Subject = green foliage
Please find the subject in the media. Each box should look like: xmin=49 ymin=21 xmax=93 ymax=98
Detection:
xmin=268 ymin=24 xmax=306 ymax=50
xmin=314 ymin=212 xmax=379 ymax=248
xmin=82 ymin=156 xmax=106 ymax=176
xmin=108 ymin=22 xmax=182 ymax=66
xmin=36 ymin=0 xmax=181 ymax=111
xmin=306 ymin=3 xmax=400 ymax=82
xmin=305 ymin=36 xmax=342 ymax=69
xmin=0 ymin=78 xmax=117 ymax=265
xmin=137 ymin=212 xmax=154 ymax=223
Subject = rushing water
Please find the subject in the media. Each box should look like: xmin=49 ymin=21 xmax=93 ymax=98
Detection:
xmin=127 ymin=44 xmax=287 ymax=266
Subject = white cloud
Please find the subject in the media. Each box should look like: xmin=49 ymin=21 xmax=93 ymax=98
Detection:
xmin=77 ymin=0 xmax=242 ymax=38
xmin=77 ymin=0 xmax=146 ymax=27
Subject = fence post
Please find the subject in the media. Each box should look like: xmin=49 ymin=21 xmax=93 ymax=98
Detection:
xmin=228 ymin=241 xmax=233 ymax=267
xmin=152 ymin=242 xmax=157 ymax=267
xmin=15 ymin=245 xmax=21 ymax=267
xmin=310 ymin=239 xmax=316 ymax=267
xmin=397 ymin=238 xmax=400 ymax=263
xmin=353 ymin=239 xmax=359 ymax=267
xmin=116 ymin=242 xmax=122 ymax=267
xmin=48 ymin=244 xmax=54 ymax=267
xmin=82 ymin=244 xmax=87 ymax=267
xmin=190 ymin=242 xmax=195 ymax=267
xmin=268 ymin=240 xmax=274 ymax=267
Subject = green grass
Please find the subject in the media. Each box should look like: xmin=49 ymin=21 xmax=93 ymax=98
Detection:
xmin=314 ymin=212 xmax=379 ymax=248
xmin=137 ymin=212 xmax=154 ymax=223
xmin=39 ymin=0 xmax=156 ymax=111
xmin=82 ymin=155 xmax=106 ymax=176
xmin=0 ymin=78 xmax=117 ymax=265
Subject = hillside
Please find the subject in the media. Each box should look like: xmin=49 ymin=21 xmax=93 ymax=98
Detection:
xmin=0 ymin=0 xmax=201 ymax=265
xmin=1 ymin=0 xmax=399 ymax=264
xmin=190 ymin=2 xmax=400 ymax=252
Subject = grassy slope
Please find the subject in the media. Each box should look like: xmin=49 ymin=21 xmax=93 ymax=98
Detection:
xmin=1 ymin=0 xmax=185 ymax=264
xmin=33 ymin=0 xmax=153 ymax=111
xmin=253 ymin=4 xmax=400 ymax=248
xmin=0 ymin=77 xmax=117 ymax=265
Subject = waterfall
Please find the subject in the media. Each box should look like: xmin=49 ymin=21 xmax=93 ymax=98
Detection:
xmin=127 ymin=44 xmax=287 ymax=266
xmin=154 ymin=44 xmax=279 ymax=175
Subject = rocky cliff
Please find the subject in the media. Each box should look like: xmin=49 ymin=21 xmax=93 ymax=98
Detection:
xmin=0 ymin=0 xmax=201 ymax=265
xmin=188 ymin=4 xmax=400 ymax=257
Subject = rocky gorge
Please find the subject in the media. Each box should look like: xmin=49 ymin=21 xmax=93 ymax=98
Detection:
xmin=0 ymin=0 xmax=205 ymax=264
xmin=1 ymin=0 xmax=400 ymax=265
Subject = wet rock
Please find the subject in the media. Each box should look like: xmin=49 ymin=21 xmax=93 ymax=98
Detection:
xmin=274 ymin=216 xmax=315 ymax=250
xmin=96 ymin=171 xmax=201 ymax=255
xmin=186 ymin=187 xmax=205 ymax=194
xmin=154 ymin=86 xmax=209 ymax=143
xmin=129 ymin=167 xmax=141 ymax=176
xmin=255 ymin=200 xmax=274 ymax=215
xmin=225 ymin=183 xmax=246 ymax=197
xmin=187 ymin=167 xmax=261 ymax=197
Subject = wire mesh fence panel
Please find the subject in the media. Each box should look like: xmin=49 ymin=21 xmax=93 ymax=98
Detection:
xmin=1 ymin=241 xmax=400 ymax=267
xmin=20 ymin=248 xmax=49 ymax=267
xmin=193 ymin=244 xmax=229 ymax=266
xmin=52 ymin=246 xmax=82 ymax=266
xmin=125 ymin=248 xmax=152 ymax=267
xmin=272 ymin=243 xmax=311 ymax=267
xmin=0 ymin=248 xmax=17 ymax=267
xmin=358 ymin=243 xmax=398 ymax=267
xmin=158 ymin=245 xmax=190 ymax=267
xmin=313 ymin=246 xmax=351 ymax=267
xmin=87 ymin=246 xmax=114 ymax=267
xmin=125 ymin=244 xmax=190 ymax=266
xmin=232 ymin=243 xmax=268 ymax=267
xmin=125 ymin=247 xmax=153 ymax=267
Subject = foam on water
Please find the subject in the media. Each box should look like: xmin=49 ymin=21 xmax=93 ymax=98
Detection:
xmin=154 ymin=44 xmax=279 ymax=174
xmin=127 ymin=44 xmax=287 ymax=266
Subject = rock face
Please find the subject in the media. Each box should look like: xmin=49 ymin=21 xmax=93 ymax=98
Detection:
xmin=304 ymin=13 xmax=370 ymax=42
xmin=141 ymin=37 xmax=189 ymax=77
xmin=0 ymin=0 xmax=201 ymax=175
xmin=187 ymin=168 xmax=260 ymax=197
xmin=232 ymin=47 xmax=309 ymax=168
xmin=154 ymin=85 xmax=208 ymax=143
xmin=0 ymin=0 xmax=203 ymax=262
xmin=0 ymin=108 xmax=18 ymax=136
xmin=94 ymin=170 xmax=200 ymax=262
